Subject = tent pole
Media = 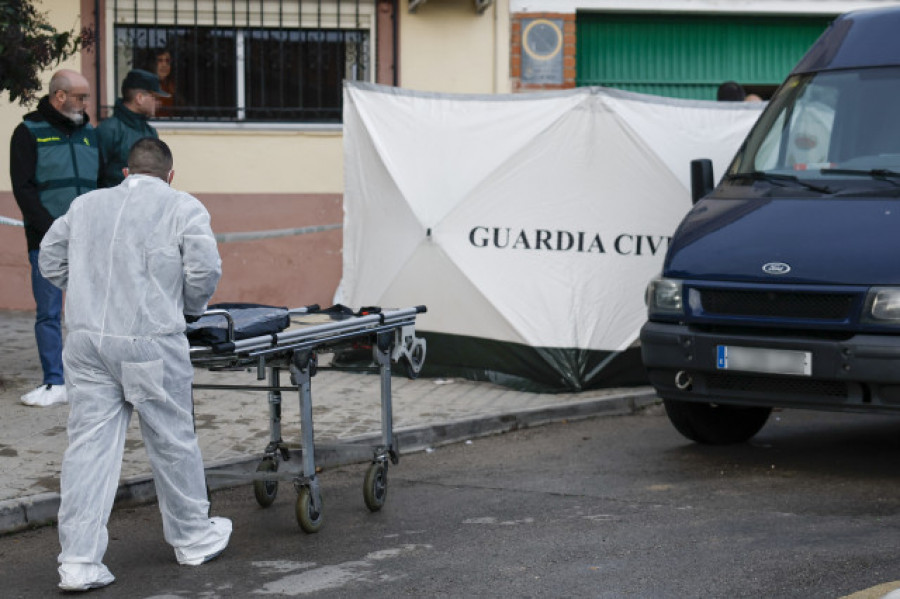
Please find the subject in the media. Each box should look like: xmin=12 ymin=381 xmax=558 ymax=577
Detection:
xmin=391 ymin=0 xmax=399 ymax=86
xmin=582 ymin=350 xmax=622 ymax=383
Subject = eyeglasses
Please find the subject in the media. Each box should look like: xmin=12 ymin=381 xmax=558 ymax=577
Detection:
xmin=63 ymin=91 xmax=90 ymax=102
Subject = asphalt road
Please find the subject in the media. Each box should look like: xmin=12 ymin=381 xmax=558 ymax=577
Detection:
xmin=2 ymin=404 xmax=900 ymax=598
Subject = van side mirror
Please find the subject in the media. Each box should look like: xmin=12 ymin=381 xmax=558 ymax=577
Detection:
xmin=690 ymin=159 xmax=715 ymax=204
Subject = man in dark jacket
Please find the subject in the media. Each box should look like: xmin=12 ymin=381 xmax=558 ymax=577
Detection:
xmin=97 ymin=69 xmax=169 ymax=188
xmin=9 ymin=68 xmax=101 ymax=407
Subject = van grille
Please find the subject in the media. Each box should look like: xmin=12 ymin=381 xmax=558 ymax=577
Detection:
xmin=699 ymin=289 xmax=854 ymax=320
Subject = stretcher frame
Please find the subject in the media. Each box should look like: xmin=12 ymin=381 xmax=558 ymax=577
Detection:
xmin=189 ymin=304 xmax=427 ymax=532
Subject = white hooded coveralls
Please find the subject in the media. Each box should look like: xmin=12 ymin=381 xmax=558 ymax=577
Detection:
xmin=40 ymin=174 xmax=223 ymax=579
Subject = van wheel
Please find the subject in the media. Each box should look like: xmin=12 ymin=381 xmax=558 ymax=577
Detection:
xmin=663 ymin=399 xmax=771 ymax=445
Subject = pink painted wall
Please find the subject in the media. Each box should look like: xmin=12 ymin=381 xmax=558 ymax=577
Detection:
xmin=0 ymin=193 xmax=31 ymax=309
xmin=203 ymin=193 xmax=343 ymax=309
xmin=0 ymin=191 xmax=344 ymax=311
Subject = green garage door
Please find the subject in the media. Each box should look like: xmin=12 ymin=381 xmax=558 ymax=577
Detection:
xmin=576 ymin=13 xmax=834 ymax=100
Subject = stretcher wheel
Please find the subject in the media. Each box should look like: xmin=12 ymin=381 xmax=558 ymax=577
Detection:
xmin=296 ymin=487 xmax=323 ymax=533
xmin=363 ymin=461 xmax=388 ymax=512
xmin=402 ymin=357 xmax=418 ymax=380
xmin=253 ymin=459 xmax=279 ymax=508
xmin=402 ymin=339 xmax=426 ymax=379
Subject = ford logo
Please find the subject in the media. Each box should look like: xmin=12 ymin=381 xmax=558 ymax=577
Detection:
xmin=762 ymin=262 xmax=791 ymax=275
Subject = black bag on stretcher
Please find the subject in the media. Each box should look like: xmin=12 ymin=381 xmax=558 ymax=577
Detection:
xmin=185 ymin=303 xmax=290 ymax=346
xmin=184 ymin=303 xmax=380 ymax=347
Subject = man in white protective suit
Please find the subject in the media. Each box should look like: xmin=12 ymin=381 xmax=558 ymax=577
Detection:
xmin=39 ymin=137 xmax=231 ymax=592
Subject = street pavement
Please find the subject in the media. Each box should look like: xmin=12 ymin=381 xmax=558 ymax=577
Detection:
xmin=3 ymin=309 xmax=899 ymax=598
xmin=0 ymin=309 xmax=655 ymax=534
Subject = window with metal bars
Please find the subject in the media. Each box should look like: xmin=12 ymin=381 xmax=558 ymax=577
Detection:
xmin=110 ymin=0 xmax=372 ymax=123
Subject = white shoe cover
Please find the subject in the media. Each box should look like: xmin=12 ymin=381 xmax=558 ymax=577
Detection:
xmin=175 ymin=517 xmax=232 ymax=566
xmin=58 ymin=562 xmax=115 ymax=592
xmin=21 ymin=384 xmax=67 ymax=407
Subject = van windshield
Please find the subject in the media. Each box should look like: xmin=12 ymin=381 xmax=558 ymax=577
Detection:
xmin=730 ymin=67 xmax=900 ymax=183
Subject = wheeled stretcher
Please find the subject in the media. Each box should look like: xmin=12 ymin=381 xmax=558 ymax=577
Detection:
xmin=188 ymin=303 xmax=427 ymax=532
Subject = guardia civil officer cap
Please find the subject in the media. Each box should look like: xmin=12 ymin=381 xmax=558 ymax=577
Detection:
xmin=121 ymin=69 xmax=171 ymax=97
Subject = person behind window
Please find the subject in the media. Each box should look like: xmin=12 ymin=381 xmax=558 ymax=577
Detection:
xmin=155 ymin=49 xmax=178 ymax=117
xmin=97 ymin=69 xmax=169 ymax=188
xmin=40 ymin=137 xmax=231 ymax=592
xmin=9 ymin=69 xmax=101 ymax=407
xmin=717 ymin=80 xmax=747 ymax=101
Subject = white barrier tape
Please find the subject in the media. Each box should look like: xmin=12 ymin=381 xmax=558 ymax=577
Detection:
xmin=1 ymin=215 xmax=24 ymax=227
xmin=0 ymin=218 xmax=341 ymax=238
xmin=215 ymin=223 xmax=342 ymax=243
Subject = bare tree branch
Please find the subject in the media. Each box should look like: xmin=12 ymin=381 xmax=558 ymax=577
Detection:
xmin=0 ymin=0 xmax=94 ymax=105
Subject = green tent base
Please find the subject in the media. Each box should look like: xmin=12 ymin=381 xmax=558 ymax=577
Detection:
xmin=334 ymin=332 xmax=649 ymax=393
xmin=418 ymin=332 xmax=648 ymax=393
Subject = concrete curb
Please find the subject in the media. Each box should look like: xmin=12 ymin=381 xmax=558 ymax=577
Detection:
xmin=0 ymin=391 xmax=658 ymax=536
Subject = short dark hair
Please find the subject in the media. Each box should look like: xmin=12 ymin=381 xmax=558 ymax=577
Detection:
xmin=717 ymin=81 xmax=746 ymax=102
xmin=127 ymin=137 xmax=173 ymax=180
xmin=123 ymin=87 xmax=141 ymax=103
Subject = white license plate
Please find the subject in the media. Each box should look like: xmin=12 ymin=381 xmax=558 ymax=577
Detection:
xmin=716 ymin=345 xmax=812 ymax=376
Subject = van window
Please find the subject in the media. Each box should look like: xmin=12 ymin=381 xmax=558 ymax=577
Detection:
xmin=734 ymin=67 xmax=900 ymax=178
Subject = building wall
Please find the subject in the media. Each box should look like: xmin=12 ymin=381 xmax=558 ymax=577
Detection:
xmin=399 ymin=0 xmax=512 ymax=94
xmin=509 ymin=0 xmax=900 ymax=95
xmin=0 ymin=0 xmax=510 ymax=310
xmin=0 ymin=1 xmax=84 ymax=310
xmin=7 ymin=0 xmax=891 ymax=310
xmin=511 ymin=0 xmax=900 ymax=14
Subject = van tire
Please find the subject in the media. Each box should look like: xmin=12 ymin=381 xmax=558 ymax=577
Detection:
xmin=663 ymin=399 xmax=771 ymax=445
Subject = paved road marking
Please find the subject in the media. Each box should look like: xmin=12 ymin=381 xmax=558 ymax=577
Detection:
xmin=253 ymin=544 xmax=432 ymax=596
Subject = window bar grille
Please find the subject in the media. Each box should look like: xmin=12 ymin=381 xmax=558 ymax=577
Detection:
xmin=111 ymin=0 xmax=120 ymax=118
xmin=232 ymin=0 xmax=238 ymax=120
xmin=355 ymin=0 xmax=361 ymax=82
xmin=298 ymin=0 xmax=304 ymax=118
xmin=190 ymin=0 xmax=202 ymax=118
xmin=173 ymin=0 xmax=179 ymax=117
xmin=152 ymin=0 xmax=159 ymax=116
xmin=193 ymin=0 xmax=200 ymax=119
xmin=316 ymin=0 xmax=323 ymax=114
xmin=337 ymin=0 xmax=342 ymax=119
xmin=255 ymin=0 xmax=262 ymax=115
xmin=111 ymin=0 xmax=368 ymax=123
xmin=278 ymin=0 xmax=284 ymax=117
xmin=238 ymin=0 xmax=249 ymax=120
xmin=131 ymin=0 xmax=137 ymax=110
xmin=213 ymin=0 xmax=219 ymax=121
xmin=152 ymin=0 xmax=158 ymax=115
xmin=237 ymin=32 xmax=246 ymax=120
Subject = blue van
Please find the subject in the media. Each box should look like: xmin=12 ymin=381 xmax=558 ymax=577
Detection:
xmin=640 ymin=6 xmax=900 ymax=444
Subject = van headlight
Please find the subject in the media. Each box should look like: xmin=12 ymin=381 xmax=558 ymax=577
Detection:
xmin=863 ymin=287 xmax=900 ymax=323
xmin=646 ymin=277 xmax=684 ymax=317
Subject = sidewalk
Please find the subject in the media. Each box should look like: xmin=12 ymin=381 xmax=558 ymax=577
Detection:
xmin=0 ymin=310 xmax=656 ymax=534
